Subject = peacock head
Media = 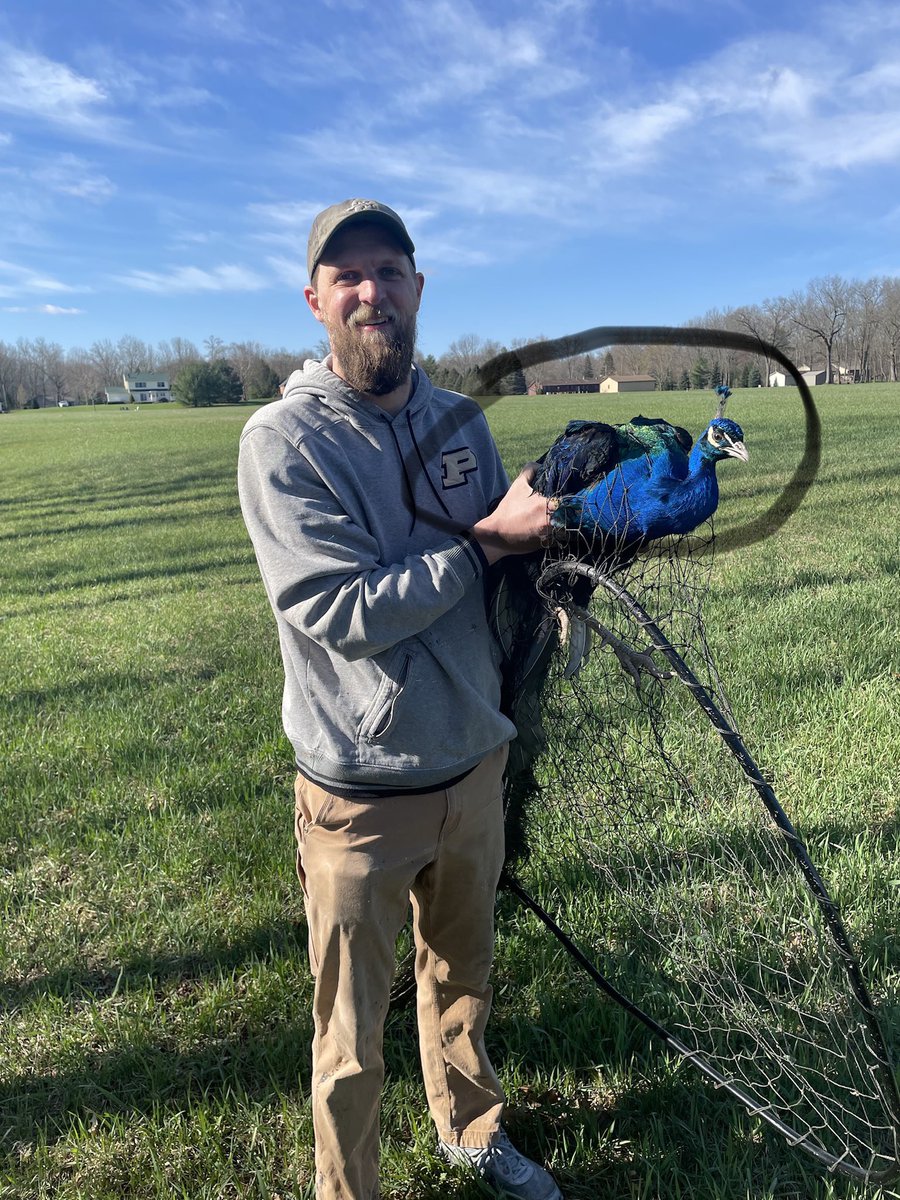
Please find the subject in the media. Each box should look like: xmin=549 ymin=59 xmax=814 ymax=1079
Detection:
xmin=699 ymin=417 xmax=748 ymax=463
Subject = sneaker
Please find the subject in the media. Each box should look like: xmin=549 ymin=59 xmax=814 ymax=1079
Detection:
xmin=439 ymin=1129 xmax=562 ymax=1200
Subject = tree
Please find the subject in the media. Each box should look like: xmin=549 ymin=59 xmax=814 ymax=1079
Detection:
xmin=581 ymin=354 xmax=595 ymax=379
xmin=156 ymin=336 xmax=202 ymax=377
xmin=747 ymin=363 xmax=762 ymax=387
xmin=439 ymin=333 xmax=502 ymax=383
xmin=690 ymin=355 xmax=710 ymax=390
xmin=679 ymin=368 xmax=691 ymax=391
xmin=204 ymin=334 xmax=226 ymax=361
xmin=602 ymin=350 xmax=615 ymax=378
xmin=173 ymin=360 xmax=243 ymax=406
xmin=791 ymin=276 xmax=850 ymax=384
xmin=244 ymin=356 xmax=280 ymax=400
xmin=501 ymin=366 xmax=527 ymax=394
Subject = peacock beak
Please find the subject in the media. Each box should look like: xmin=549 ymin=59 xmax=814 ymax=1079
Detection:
xmin=723 ymin=436 xmax=749 ymax=463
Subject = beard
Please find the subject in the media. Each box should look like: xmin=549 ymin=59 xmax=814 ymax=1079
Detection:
xmin=327 ymin=305 xmax=417 ymax=397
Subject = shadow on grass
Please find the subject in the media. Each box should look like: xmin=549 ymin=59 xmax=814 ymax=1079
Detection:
xmin=2 ymin=551 xmax=256 ymax=602
xmin=0 ymin=921 xmax=314 ymax=1151
xmin=0 ymin=503 xmax=241 ymax=545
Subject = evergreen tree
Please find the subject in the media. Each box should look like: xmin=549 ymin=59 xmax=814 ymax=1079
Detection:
xmin=499 ymin=365 xmax=527 ymax=394
xmin=690 ymin=355 xmax=711 ymax=390
xmin=748 ymin=363 xmax=763 ymax=387
xmin=709 ymin=360 xmax=723 ymax=388
xmin=581 ymin=354 xmax=595 ymax=379
xmin=174 ymin=360 xmax=243 ymax=406
xmin=679 ymin=368 xmax=691 ymax=391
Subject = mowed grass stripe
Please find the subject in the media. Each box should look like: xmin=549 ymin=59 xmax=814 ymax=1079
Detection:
xmin=1 ymin=389 xmax=897 ymax=1198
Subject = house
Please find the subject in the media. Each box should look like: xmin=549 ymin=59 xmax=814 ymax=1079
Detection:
xmin=105 ymin=386 xmax=131 ymax=404
xmin=527 ymin=379 xmax=601 ymax=395
xmin=599 ymin=374 xmax=657 ymax=393
xmin=122 ymin=373 xmax=172 ymax=402
xmin=768 ymin=365 xmax=831 ymax=386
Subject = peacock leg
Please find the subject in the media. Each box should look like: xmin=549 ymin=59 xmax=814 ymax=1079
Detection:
xmin=564 ymin=601 xmax=670 ymax=686
xmin=555 ymin=607 xmax=593 ymax=679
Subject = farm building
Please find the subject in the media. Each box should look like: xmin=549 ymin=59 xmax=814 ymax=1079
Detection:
xmin=527 ymin=380 xmax=601 ymax=395
xmin=769 ymin=366 xmax=831 ymax=386
xmin=599 ymin=374 xmax=657 ymax=393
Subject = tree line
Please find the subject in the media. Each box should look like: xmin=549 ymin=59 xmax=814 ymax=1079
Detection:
xmin=0 ymin=334 xmax=317 ymax=410
xmin=3 ymin=274 xmax=900 ymax=410
xmin=426 ymin=274 xmax=900 ymax=393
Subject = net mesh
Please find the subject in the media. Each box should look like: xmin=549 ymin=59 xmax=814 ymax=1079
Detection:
xmin=492 ymin=517 xmax=900 ymax=1183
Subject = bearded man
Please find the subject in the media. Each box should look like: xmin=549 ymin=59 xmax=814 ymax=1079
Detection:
xmin=238 ymin=199 xmax=562 ymax=1200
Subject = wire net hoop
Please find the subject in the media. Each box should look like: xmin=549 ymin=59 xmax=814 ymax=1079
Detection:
xmin=496 ymin=522 xmax=900 ymax=1184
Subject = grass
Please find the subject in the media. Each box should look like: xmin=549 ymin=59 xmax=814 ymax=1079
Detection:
xmin=0 ymin=389 xmax=898 ymax=1198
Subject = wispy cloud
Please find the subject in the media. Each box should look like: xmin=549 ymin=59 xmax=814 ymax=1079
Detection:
xmin=0 ymin=42 xmax=121 ymax=139
xmin=33 ymin=154 xmax=116 ymax=202
xmin=1 ymin=303 xmax=84 ymax=314
xmin=115 ymin=263 xmax=269 ymax=293
xmin=0 ymin=259 xmax=80 ymax=299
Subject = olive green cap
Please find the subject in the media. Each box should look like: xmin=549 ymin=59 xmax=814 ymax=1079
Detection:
xmin=307 ymin=198 xmax=416 ymax=280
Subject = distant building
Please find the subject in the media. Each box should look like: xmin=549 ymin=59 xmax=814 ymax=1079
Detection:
xmin=527 ymin=379 xmax=600 ymax=395
xmin=599 ymin=374 xmax=657 ymax=393
xmin=105 ymin=386 xmax=131 ymax=404
xmin=123 ymin=373 xmax=172 ymax=402
xmin=768 ymin=365 xmax=833 ymax=386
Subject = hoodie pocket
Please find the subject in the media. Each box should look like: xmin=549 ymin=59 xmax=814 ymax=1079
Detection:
xmin=358 ymin=648 xmax=413 ymax=744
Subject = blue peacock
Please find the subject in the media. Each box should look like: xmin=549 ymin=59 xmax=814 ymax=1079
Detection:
xmin=491 ymin=399 xmax=748 ymax=858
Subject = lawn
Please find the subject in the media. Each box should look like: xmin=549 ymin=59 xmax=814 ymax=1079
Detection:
xmin=0 ymin=388 xmax=897 ymax=1199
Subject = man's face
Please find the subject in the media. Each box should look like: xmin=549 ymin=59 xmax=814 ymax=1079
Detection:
xmin=305 ymin=223 xmax=424 ymax=397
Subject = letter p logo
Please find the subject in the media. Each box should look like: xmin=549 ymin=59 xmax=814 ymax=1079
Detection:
xmin=441 ymin=446 xmax=478 ymax=489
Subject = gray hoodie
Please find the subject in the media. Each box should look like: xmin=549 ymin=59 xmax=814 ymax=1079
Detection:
xmin=238 ymin=358 xmax=516 ymax=789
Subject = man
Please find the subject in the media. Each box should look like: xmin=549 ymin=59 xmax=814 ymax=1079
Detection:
xmin=238 ymin=199 xmax=561 ymax=1200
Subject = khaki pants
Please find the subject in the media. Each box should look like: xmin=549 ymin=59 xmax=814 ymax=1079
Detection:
xmin=293 ymin=745 xmax=509 ymax=1200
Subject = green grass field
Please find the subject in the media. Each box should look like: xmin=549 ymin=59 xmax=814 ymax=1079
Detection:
xmin=1 ymin=388 xmax=898 ymax=1199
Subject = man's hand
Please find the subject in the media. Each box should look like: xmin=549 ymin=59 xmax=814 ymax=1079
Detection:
xmin=470 ymin=466 xmax=553 ymax=565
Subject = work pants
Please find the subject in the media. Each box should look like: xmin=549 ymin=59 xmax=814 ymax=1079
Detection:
xmin=293 ymin=744 xmax=509 ymax=1200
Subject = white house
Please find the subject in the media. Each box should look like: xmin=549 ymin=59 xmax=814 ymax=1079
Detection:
xmin=123 ymin=373 xmax=172 ymax=402
xmin=768 ymin=365 xmax=830 ymax=386
xmin=105 ymin=386 xmax=131 ymax=404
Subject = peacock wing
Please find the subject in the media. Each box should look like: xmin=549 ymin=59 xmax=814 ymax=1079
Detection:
xmin=533 ymin=420 xmax=620 ymax=497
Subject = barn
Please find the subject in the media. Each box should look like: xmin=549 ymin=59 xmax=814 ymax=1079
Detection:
xmin=599 ymin=374 xmax=657 ymax=393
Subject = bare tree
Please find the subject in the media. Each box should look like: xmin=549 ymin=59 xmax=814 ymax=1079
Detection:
xmin=204 ymin=334 xmax=226 ymax=361
xmin=117 ymin=335 xmax=154 ymax=374
xmin=732 ymin=298 xmax=793 ymax=385
xmin=156 ymin=336 xmax=202 ymax=377
xmin=791 ymin=276 xmax=851 ymax=383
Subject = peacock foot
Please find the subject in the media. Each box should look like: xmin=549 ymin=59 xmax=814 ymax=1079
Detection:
xmin=555 ymin=607 xmax=593 ymax=679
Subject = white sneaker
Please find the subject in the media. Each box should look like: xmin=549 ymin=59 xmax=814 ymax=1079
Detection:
xmin=439 ymin=1129 xmax=562 ymax=1199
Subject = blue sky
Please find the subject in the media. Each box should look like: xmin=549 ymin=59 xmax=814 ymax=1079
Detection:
xmin=2 ymin=0 xmax=899 ymax=359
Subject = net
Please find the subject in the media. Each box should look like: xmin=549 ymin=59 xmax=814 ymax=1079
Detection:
xmin=492 ymin=517 xmax=900 ymax=1183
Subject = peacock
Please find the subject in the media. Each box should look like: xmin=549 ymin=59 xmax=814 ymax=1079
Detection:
xmin=490 ymin=402 xmax=748 ymax=860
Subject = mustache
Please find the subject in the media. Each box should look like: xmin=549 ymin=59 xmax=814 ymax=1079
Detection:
xmin=349 ymin=305 xmax=397 ymax=327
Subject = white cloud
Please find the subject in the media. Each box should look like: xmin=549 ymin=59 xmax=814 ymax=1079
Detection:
xmin=34 ymin=154 xmax=116 ymax=203
xmin=1 ymin=303 xmax=83 ymax=313
xmin=0 ymin=43 xmax=119 ymax=139
xmin=0 ymin=259 xmax=80 ymax=299
xmin=115 ymin=263 xmax=268 ymax=293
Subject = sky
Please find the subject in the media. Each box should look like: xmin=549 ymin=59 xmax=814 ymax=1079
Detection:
xmin=2 ymin=0 xmax=900 ymax=361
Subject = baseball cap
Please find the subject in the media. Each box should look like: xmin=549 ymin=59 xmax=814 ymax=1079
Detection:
xmin=307 ymin=199 xmax=416 ymax=280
